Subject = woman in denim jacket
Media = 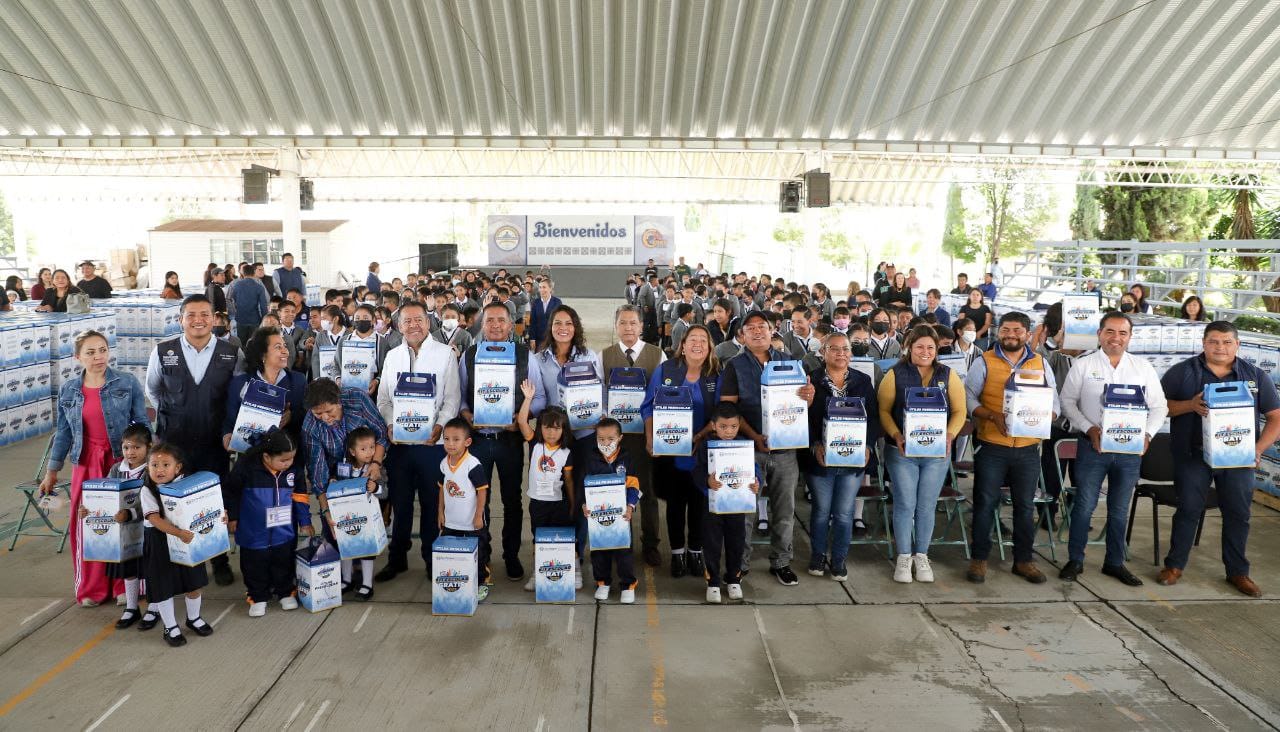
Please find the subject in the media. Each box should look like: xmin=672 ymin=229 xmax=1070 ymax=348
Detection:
xmin=40 ymin=330 xmax=148 ymax=606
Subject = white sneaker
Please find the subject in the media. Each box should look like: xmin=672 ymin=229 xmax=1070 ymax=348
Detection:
xmin=620 ymin=588 xmax=636 ymax=604
xmin=893 ymin=554 xmax=914 ymax=583
xmin=726 ymin=584 xmax=743 ymax=601
xmin=524 ymin=576 xmax=535 ymax=592
xmin=279 ymin=596 xmax=298 ymax=611
xmin=574 ymin=568 xmax=583 ymax=590
xmin=248 ymin=601 xmax=267 ymax=618
xmin=706 ymin=586 xmax=722 ymax=603
xmin=594 ymin=584 xmax=610 ymax=601
xmin=913 ymin=553 xmax=934 ymax=583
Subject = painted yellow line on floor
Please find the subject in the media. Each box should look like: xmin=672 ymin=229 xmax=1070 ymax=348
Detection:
xmin=643 ymin=566 xmax=668 ymax=727
xmin=0 ymin=620 xmax=116 ymax=717
xmin=1023 ymin=646 xmax=1046 ymax=662
xmin=1063 ymin=673 xmax=1092 ymax=691
xmin=1143 ymin=590 xmax=1177 ymax=612
xmin=1115 ymin=706 xmax=1145 ymax=723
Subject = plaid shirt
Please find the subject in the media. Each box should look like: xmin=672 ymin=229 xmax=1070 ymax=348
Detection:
xmin=302 ymin=389 xmax=389 ymax=494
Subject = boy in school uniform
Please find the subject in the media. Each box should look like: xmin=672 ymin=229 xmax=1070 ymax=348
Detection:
xmin=695 ymin=402 xmax=761 ymax=603
xmin=437 ymin=417 xmax=493 ymax=602
xmin=578 ymin=418 xmax=642 ymax=604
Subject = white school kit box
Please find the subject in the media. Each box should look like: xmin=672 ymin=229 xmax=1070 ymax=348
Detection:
xmin=1100 ymin=384 xmax=1148 ymax=455
xmin=850 ymin=356 xmax=877 ymax=383
xmin=326 ymin=478 xmax=388 ymax=559
xmin=903 ymin=388 xmax=949 ymax=458
xmin=473 ymin=341 xmax=516 ymax=427
xmin=652 ymin=385 xmax=693 ymax=456
xmin=606 ymin=367 xmax=647 ymax=434
xmin=295 ymin=539 xmax=342 ymax=612
xmin=317 ymin=339 xmax=340 ymax=380
xmin=584 ymin=474 xmax=631 ymax=550
xmin=559 ymin=361 xmax=604 ymax=430
xmin=824 ymin=397 xmax=868 ymax=468
xmin=339 ymin=337 xmax=378 ymax=392
xmin=706 ymin=440 xmax=757 ymax=514
xmin=1061 ymin=293 xmax=1102 ymax=350
xmin=534 ymin=527 xmax=577 ymax=603
xmin=1003 ymin=369 xmax=1054 ymax=440
xmin=432 ymin=535 xmax=479 ymax=616
xmin=761 ymin=360 xmax=809 ymax=450
xmin=158 ymin=472 xmax=230 ymax=567
xmin=392 ymin=372 xmax=438 ymax=443
xmin=938 ymin=352 xmax=968 ymax=381
xmin=228 ymin=379 xmax=287 ymax=452
xmin=1202 ymin=381 xmax=1256 ymax=469
xmin=81 ymin=477 xmax=144 ymax=562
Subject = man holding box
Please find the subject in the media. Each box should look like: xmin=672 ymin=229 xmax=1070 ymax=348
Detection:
xmin=1059 ymin=312 xmax=1167 ymax=586
xmin=1158 ymin=321 xmax=1280 ymax=597
xmin=373 ymin=301 xmax=461 ymax=582
xmin=964 ymin=311 xmax=1060 ymax=584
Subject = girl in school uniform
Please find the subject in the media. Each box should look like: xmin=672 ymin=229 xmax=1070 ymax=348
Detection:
xmin=140 ymin=444 xmax=221 ymax=647
xmin=321 ymin=427 xmax=384 ymax=601
xmin=517 ymin=390 xmax=577 ymax=591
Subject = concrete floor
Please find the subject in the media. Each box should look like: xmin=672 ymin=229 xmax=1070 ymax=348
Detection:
xmin=1 ymin=298 xmax=1278 ymax=731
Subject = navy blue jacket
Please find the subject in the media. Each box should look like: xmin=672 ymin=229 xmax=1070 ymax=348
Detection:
xmin=529 ymin=295 xmax=563 ymax=344
xmin=222 ymin=454 xmax=310 ymax=550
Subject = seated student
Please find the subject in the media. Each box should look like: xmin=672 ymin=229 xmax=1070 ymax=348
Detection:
xmin=437 ymin=418 xmax=492 ymax=602
xmin=433 ymin=302 xmax=474 ymax=356
xmin=578 ymin=418 xmax=641 ymax=604
xmin=696 ymin=403 xmax=760 ymax=603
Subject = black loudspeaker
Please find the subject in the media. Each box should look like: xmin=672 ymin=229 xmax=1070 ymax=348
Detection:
xmin=805 ymin=169 xmax=830 ymax=207
xmin=299 ymin=179 xmax=314 ymax=210
xmin=243 ymin=168 xmax=270 ymax=204
xmin=418 ymin=243 xmax=459 ymax=274
xmin=779 ymin=181 xmax=802 ymax=213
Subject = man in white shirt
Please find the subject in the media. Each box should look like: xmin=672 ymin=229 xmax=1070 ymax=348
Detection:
xmin=1058 ymin=311 xmax=1168 ymax=586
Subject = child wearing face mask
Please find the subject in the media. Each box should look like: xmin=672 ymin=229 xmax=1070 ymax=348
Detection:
xmin=578 ymin=419 xmax=641 ymax=605
xmin=311 ymin=305 xmax=347 ymax=381
xmin=432 ymin=303 xmax=474 ymax=356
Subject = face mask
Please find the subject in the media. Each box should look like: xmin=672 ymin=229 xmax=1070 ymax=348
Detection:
xmin=1044 ymin=336 xmax=1058 ymax=351
xmin=851 ymin=341 xmax=870 ymax=357
xmin=442 ymin=318 xmax=459 ymax=331
xmin=320 ymin=319 xmax=333 ymax=333
xmin=212 ymin=326 xmax=228 ymax=337
xmin=1120 ymin=303 xmax=1135 ymax=313
xmin=962 ymin=331 xmax=977 ymax=344
xmin=354 ymin=320 xmax=374 ymax=335
xmin=833 ymin=318 xmax=851 ymax=330
xmin=938 ymin=345 xmax=953 ymax=355
xmin=870 ymin=321 xmax=889 ymax=336
xmin=375 ymin=319 xmax=387 ymax=333
xmin=597 ymin=441 xmax=618 ymax=456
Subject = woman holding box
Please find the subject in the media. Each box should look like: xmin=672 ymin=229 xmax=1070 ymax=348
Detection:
xmin=222 ymin=326 xmax=307 ymax=451
xmin=532 ymin=304 xmax=603 ymax=445
xmin=40 ymin=329 xmax=148 ymax=606
xmin=877 ymin=325 xmax=968 ymax=584
xmin=641 ymin=325 xmax=720 ymax=578
xmin=803 ymin=331 xmax=878 ymax=582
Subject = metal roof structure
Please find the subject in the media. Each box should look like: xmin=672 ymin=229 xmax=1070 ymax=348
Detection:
xmin=3 ymin=0 xmax=1280 ymax=204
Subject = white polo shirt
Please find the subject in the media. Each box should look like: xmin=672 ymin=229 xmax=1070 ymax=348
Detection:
xmin=1060 ymin=349 xmax=1169 ymax=437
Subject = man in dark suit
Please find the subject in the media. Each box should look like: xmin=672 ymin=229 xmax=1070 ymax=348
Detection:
xmin=528 ymin=278 xmax=562 ymax=351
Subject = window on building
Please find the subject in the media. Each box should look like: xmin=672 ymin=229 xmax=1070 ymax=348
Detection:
xmin=209 ymin=239 xmax=307 ymax=267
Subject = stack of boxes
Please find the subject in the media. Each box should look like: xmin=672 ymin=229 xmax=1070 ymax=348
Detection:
xmin=89 ymin=297 xmax=182 ymax=385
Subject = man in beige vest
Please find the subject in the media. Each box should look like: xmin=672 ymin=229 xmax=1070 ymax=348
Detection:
xmin=601 ymin=304 xmax=666 ymax=567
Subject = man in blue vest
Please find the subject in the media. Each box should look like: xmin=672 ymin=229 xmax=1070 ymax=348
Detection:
xmin=272 ymin=253 xmax=307 ymax=301
xmin=145 ymin=294 xmax=243 ymax=585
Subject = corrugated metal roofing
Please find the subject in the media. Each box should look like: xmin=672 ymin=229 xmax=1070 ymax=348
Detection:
xmin=149 ymin=219 xmax=347 ymax=233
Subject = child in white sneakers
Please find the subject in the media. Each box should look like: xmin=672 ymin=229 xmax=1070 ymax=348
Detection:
xmin=437 ymin=418 xmax=492 ymax=602
xmin=578 ymin=419 xmax=641 ymax=604
xmin=696 ymin=403 xmax=760 ymax=603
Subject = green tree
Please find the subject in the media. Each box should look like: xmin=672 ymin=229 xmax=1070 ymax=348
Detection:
xmin=0 ymin=192 xmax=15 ymax=256
xmin=817 ymin=230 xmax=854 ymax=269
xmin=940 ymin=183 xmax=978 ymax=262
xmin=1069 ymin=184 xmax=1102 ymax=240
xmin=1095 ymin=175 xmax=1213 ymax=241
xmin=772 ymin=220 xmax=803 ymax=249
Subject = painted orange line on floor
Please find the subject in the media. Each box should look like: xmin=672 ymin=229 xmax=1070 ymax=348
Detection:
xmin=1023 ymin=646 xmax=1046 ymax=662
xmin=1063 ymin=673 xmax=1092 ymax=691
xmin=1115 ymin=706 xmax=1145 ymax=723
xmin=0 ymin=620 xmax=115 ymax=717
xmin=1143 ymin=590 xmax=1177 ymax=613
xmin=643 ymin=567 xmax=668 ymax=727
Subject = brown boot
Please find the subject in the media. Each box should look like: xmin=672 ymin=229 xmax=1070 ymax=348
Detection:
xmin=1227 ymin=575 xmax=1262 ymax=598
xmin=1156 ymin=567 xmax=1182 ymax=586
xmin=966 ymin=559 xmax=988 ymax=584
xmin=1012 ymin=562 xmax=1047 ymax=584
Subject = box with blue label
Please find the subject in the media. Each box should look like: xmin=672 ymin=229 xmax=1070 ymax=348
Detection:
xmin=296 ymin=539 xmax=343 ymax=612
xmin=606 ymin=367 xmax=647 ymax=434
xmin=432 ymin=535 xmax=479 ymax=616
xmin=158 ymin=472 xmax=230 ymax=567
xmin=535 ymin=527 xmax=576 ymax=603
xmin=472 ymin=341 xmax=516 ymax=427
xmin=16 ymin=326 xmax=36 ymax=365
xmin=228 ymin=379 xmax=287 ymax=452
xmin=824 ymin=397 xmax=868 ymax=468
xmin=761 ymin=360 xmax=809 ymax=450
xmin=317 ymin=341 xmax=340 ymax=381
xmin=1100 ymin=384 xmax=1148 ymax=455
xmin=339 ymin=337 xmax=378 ymax=392
xmin=1061 ymin=293 xmax=1101 ymax=351
xmin=850 ymin=356 xmax=876 ymax=383
xmin=392 ymin=372 xmax=438 ymax=444
xmin=1202 ymin=381 xmax=1256 ymax=469
xmin=903 ymin=387 xmax=949 ymax=458
xmin=325 ymin=478 xmax=388 ymax=559
xmin=584 ymin=474 xmax=631 ymax=550
xmin=937 ymin=352 xmax=967 ymax=381
xmin=81 ymin=478 xmax=144 ymax=563
xmin=706 ymin=440 xmax=757 ymax=514
xmin=1003 ymin=369 xmax=1054 ymax=440
xmin=558 ymin=361 xmax=603 ymax=431
xmin=651 ymin=385 xmax=693 ymax=456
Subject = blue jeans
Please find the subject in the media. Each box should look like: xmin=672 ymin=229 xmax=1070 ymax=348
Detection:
xmin=885 ymin=447 xmax=951 ymax=555
xmin=1068 ymin=440 xmax=1140 ymax=566
xmin=970 ymin=441 xmax=1042 ymax=563
xmin=805 ymin=468 xmax=862 ymax=568
xmin=1167 ymin=456 xmax=1255 ymax=576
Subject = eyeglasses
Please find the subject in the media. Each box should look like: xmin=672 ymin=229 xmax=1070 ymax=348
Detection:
xmin=825 ymin=346 xmax=852 ymax=354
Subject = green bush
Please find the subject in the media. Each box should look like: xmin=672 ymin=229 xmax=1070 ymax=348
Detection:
xmin=1232 ymin=314 xmax=1280 ymax=336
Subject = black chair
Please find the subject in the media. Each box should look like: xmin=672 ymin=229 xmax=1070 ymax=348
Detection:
xmin=1126 ymin=433 xmax=1217 ymax=565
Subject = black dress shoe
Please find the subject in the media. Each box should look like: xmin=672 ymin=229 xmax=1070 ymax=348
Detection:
xmin=505 ymin=558 xmax=525 ymax=582
xmin=670 ymin=553 xmax=687 ymax=579
xmin=185 ymin=618 xmax=214 ymax=637
xmin=116 ymin=609 xmax=141 ymax=629
xmin=138 ymin=611 xmax=159 ymax=631
xmin=355 ymin=585 xmax=374 ymax=602
xmin=1102 ymin=564 xmax=1144 ymax=587
xmin=163 ymin=626 xmax=187 ymax=647
xmin=686 ymin=552 xmax=705 ymax=578
xmin=341 ymin=581 xmax=354 ymax=595
xmin=642 ymin=547 xmax=662 ymax=567
xmin=374 ymin=563 xmax=406 ymax=583
xmin=212 ymin=563 xmax=235 ymax=586
xmin=1058 ymin=560 xmax=1084 ymax=582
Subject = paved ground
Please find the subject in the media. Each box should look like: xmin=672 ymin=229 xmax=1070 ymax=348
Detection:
xmin=1 ymin=298 xmax=1278 ymax=731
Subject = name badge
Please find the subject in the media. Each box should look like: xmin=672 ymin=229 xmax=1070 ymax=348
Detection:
xmin=266 ymin=505 xmax=291 ymax=528
xmin=534 ymin=473 xmax=558 ymax=499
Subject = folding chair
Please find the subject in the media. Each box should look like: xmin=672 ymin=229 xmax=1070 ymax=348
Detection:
xmin=1126 ymin=433 xmax=1216 ymax=565
xmin=847 ymin=441 xmax=893 ymax=558
xmin=9 ymin=436 xmax=71 ymax=552
xmin=991 ymin=471 xmax=1057 ymax=562
xmin=933 ymin=477 xmax=971 ymax=558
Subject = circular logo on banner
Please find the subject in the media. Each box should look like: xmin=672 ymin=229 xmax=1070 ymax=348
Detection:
xmin=494 ymin=225 xmax=521 ymax=252
xmin=640 ymin=228 xmax=666 ymax=249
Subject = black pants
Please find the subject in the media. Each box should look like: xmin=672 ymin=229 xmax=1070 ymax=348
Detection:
xmin=471 ymin=432 xmax=527 ymax=562
xmin=642 ymin=308 xmax=659 ymax=344
xmin=664 ymin=466 xmax=705 ymax=552
xmin=591 ymin=548 xmax=636 ymax=589
xmin=702 ymin=512 xmax=746 ymax=586
xmin=387 ymin=443 xmax=445 ymax=566
xmin=240 ymin=542 xmax=295 ymax=602
xmin=440 ymin=526 xmax=492 ymax=584
xmin=529 ymin=498 xmax=574 ymax=532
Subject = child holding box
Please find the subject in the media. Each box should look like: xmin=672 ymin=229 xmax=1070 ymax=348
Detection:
xmin=518 ymin=381 xmax=578 ymax=591
xmin=437 ymin=417 xmax=493 ymax=602
xmin=579 ymin=418 xmax=641 ymax=604
xmin=696 ymin=403 xmax=760 ymax=603
xmin=332 ymin=427 xmax=385 ymax=600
